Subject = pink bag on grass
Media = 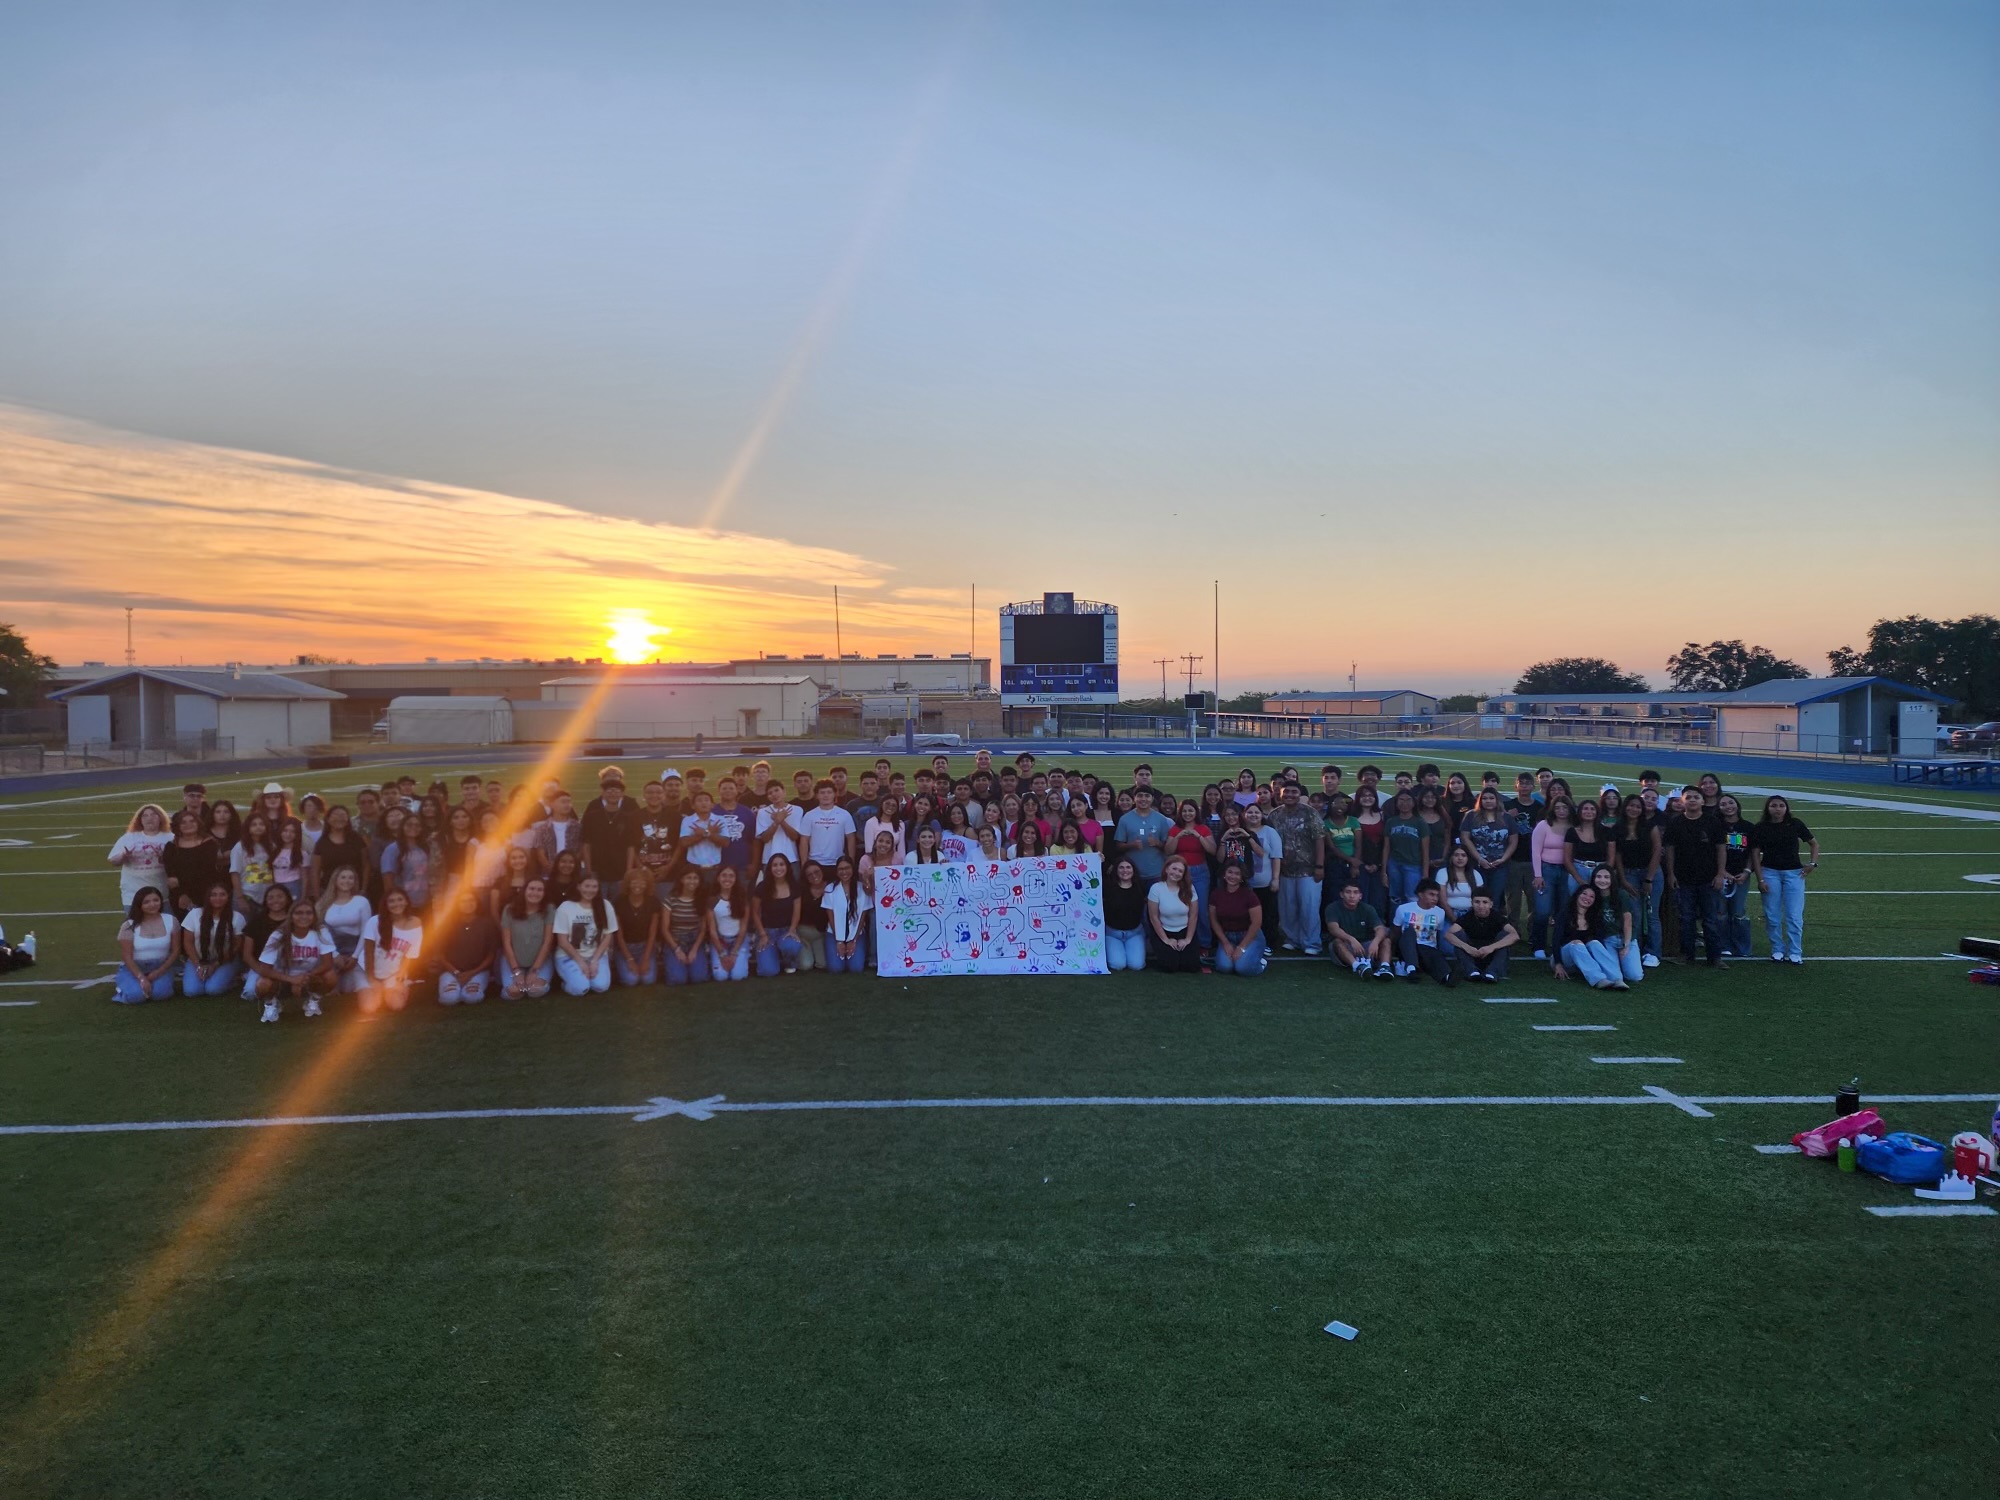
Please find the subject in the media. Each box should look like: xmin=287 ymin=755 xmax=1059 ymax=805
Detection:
xmin=1793 ymin=1109 xmax=1886 ymax=1158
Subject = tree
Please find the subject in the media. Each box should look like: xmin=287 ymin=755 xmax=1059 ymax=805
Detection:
xmin=294 ymin=652 xmax=354 ymax=666
xmin=1438 ymin=693 xmax=1483 ymax=713
xmin=1665 ymin=640 xmax=1809 ymax=693
xmin=1512 ymin=658 xmax=1648 ymax=695
xmin=0 ymin=623 xmax=56 ymax=707
xmin=1828 ymin=615 xmax=2000 ymax=717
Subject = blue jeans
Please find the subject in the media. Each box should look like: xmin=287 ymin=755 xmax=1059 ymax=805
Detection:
xmin=1562 ymin=939 xmax=1622 ymax=986
xmin=1531 ymin=871 xmax=1569 ymax=951
xmin=112 ymin=968 xmax=175 ymax=1003
xmin=710 ymin=942 xmax=751 ymax=982
xmin=1719 ymin=876 xmax=1752 ymax=957
xmin=824 ymin=931 xmax=869 ymax=974
xmin=555 ymin=951 xmax=613 ymax=994
xmin=614 ymin=950 xmax=659 ymax=986
xmin=1106 ymin=927 xmax=1147 ymax=971
xmin=754 ymin=933 xmax=803 ymax=976
xmin=438 ymin=970 xmax=490 ymax=1004
xmin=1673 ymin=883 xmax=1725 ymax=963
xmin=1604 ymin=934 xmax=1645 ymax=985
xmin=499 ymin=954 xmax=553 ymax=996
xmin=1279 ymin=875 xmax=1322 ymax=951
xmin=1213 ymin=931 xmax=1265 ymax=975
xmin=1761 ymin=867 xmax=1807 ymax=957
xmin=181 ymin=960 xmax=241 ymax=996
xmin=663 ymin=944 xmax=710 ymax=985
xmin=1477 ymin=864 xmax=1508 ymax=908
xmin=1386 ymin=860 xmax=1421 ymax=910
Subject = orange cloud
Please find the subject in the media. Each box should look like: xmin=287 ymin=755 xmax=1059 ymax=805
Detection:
xmin=0 ymin=406 xmax=964 ymax=664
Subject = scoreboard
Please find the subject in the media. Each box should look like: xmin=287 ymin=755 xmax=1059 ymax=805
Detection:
xmin=999 ymin=593 xmax=1119 ymax=705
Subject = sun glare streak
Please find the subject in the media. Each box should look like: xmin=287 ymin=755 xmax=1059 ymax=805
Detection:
xmin=0 ymin=675 xmax=627 ymax=1490
xmin=697 ymin=7 xmax=977 ymax=531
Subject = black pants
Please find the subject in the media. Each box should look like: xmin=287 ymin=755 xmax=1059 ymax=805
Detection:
xmin=1396 ymin=929 xmax=1455 ymax=984
xmin=1150 ymin=929 xmax=1203 ymax=972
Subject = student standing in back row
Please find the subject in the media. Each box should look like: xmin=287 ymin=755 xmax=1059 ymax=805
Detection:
xmin=1661 ymin=787 xmax=1727 ymax=967
xmin=579 ymin=768 xmax=641 ymax=900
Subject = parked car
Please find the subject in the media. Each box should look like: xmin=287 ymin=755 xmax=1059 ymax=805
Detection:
xmin=1950 ymin=721 xmax=2000 ymax=751
xmin=1936 ymin=723 xmax=1967 ymax=750
xmin=371 ymin=717 xmax=391 ymax=741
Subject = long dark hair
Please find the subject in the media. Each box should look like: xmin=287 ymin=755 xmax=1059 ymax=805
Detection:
xmin=125 ymin=888 xmax=166 ymax=926
xmin=1561 ymin=885 xmax=1606 ymax=940
xmin=508 ymin=877 xmax=549 ymax=922
xmin=194 ymin=880 xmax=235 ymax=963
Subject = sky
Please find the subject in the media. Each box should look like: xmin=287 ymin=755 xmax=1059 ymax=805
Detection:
xmin=1 ymin=1 xmax=1995 ymax=694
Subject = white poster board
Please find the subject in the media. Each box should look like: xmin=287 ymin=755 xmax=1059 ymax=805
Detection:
xmin=873 ymin=854 xmax=1109 ymax=977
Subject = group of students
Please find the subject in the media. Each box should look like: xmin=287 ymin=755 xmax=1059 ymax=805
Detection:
xmin=99 ymin=750 xmax=1823 ymax=1016
xmin=1093 ymin=759 xmax=1821 ymax=990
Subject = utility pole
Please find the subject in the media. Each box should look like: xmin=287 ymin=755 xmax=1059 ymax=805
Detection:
xmin=1153 ymin=657 xmax=1173 ymax=703
xmin=1349 ymin=661 xmax=1357 ymax=692
xmin=1180 ymin=653 xmax=1204 ymax=695
xmin=124 ymin=607 xmax=135 ymax=667
xmin=834 ymin=586 xmax=843 ymax=694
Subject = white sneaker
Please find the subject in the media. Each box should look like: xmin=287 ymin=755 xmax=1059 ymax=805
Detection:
xmin=1352 ymin=958 xmax=1370 ymax=975
xmin=1641 ymin=953 xmax=1659 ymax=969
xmin=19 ymin=932 xmax=36 ymax=960
xmin=260 ymin=1001 xmax=280 ymax=1023
xmin=1533 ymin=949 xmax=1547 ymax=960
xmin=1788 ymin=954 xmax=1804 ymax=966
xmin=303 ymin=996 xmax=323 ymax=1018
xmin=1392 ymin=961 xmax=1409 ymax=978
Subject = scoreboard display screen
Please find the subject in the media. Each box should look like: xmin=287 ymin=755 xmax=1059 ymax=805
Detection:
xmin=1010 ymin=613 xmax=1105 ymax=666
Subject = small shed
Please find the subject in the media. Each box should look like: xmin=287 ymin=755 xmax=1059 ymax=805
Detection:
xmin=51 ymin=668 xmax=343 ymax=752
xmin=386 ymin=695 xmax=515 ymax=746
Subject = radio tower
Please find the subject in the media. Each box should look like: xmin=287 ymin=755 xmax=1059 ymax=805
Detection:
xmin=124 ymin=607 xmax=136 ymax=667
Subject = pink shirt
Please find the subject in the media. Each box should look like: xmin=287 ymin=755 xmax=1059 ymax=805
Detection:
xmin=1532 ymin=822 xmax=1570 ymax=880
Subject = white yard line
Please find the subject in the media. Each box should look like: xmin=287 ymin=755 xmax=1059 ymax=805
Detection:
xmin=0 ymin=1000 xmax=40 ymax=1007
xmin=6 ymin=1087 xmax=1992 ymax=1141
xmin=1482 ymin=996 xmax=1559 ymax=1004
xmin=1863 ymin=1205 xmax=1996 ymax=1218
xmin=1592 ymin=1056 xmax=1683 ymax=1065
xmin=1534 ymin=1024 xmax=1616 ymax=1031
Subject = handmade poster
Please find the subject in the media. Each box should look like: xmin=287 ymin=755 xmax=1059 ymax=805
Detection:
xmin=873 ymin=854 xmax=1108 ymax=976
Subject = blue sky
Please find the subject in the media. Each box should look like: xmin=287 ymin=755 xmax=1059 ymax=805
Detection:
xmin=2 ymin=1 xmax=1995 ymax=688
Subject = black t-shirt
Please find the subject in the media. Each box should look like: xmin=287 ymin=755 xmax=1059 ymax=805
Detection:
xmin=580 ymin=797 xmax=644 ymax=878
xmin=1103 ymin=881 xmax=1148 ymax=930
xmin=1505 ymin=797 xmax=1540 ymax=861
xmin=163 ymin=838 xmax=220 ymax=905
xmin=1662 ymin=812 xmax=1724 ymax=885
xmin=1718 ymin=820 xmax=1755 ymax=878
xmin=312 ymin=834 xmax=368 ymax=887
xmin=1454 ymin=910 xmax=1510 ymax=947
xmin=1614 ymin=824 xmax=1656 ymax=873
xmin=615 ymin=895 xmax=661 ymax=942
xmin=245 ymin=911 xmax=284 ymax=962
xmin=636 ymin=812 xmax=679 ymax=870
xmin=1749 ymin=817 xmax=1815 ymax=871
xmin=1565 ymin=825 xmax=1610 ymax=865
xmin=441 ymin=914 xmax=498 ymax=971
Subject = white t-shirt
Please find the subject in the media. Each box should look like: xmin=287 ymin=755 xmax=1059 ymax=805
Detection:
xmin=939 ymin=831 xmax=973 ymax=862
xmin=261 ymin=923 xmax=338 ymax=976
xmin=120 ymin=915 xmax=177 ymax=968
xmin=1148 ymin=880 xmax=1192 ymax=934
xmin=109 ymin=831 xmax=173 ymax=903
xmin=180 ymin=907 xmax=245 ymax=965
xmin=679 ymin=813 xmax=721 ymax=869
xmin=709 ymin=895 xmax=743 ymax=943
xmin=798 ymin=805 xmax=856 ymax=867
xmin=322 ymin=895 xmax=374 ymax=954
xmin=1435 ymin=869 xmax=1484 ymax=917
xmin=361 ymin=913 xmax=424 ymax=978
xmin=755 ymin=804 xmax=803 ymax=865
xmin=554 ymin=899 xmax=606 ymax=960
xmin=1392 ymin=901 xmax=1449 ymax=949
xmin=822 ymin=883 xmax=864 ymax=943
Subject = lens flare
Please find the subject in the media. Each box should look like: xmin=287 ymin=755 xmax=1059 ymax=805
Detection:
xmin=605 ymin=610 xmax=669 ymax=664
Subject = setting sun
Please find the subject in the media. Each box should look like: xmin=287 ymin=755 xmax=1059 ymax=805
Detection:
xmin=605 ymin=609 xmax=670 ymax=664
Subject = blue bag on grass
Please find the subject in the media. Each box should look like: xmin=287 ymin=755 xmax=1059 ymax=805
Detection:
xmin=1856 ymin=1132 xmax=1945 ymax=1186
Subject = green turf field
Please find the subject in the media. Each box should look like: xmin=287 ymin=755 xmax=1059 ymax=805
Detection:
xmin=3 ymin=752 xmax=1997 ymax=1499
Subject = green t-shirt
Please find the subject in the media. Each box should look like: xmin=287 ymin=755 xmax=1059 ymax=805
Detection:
xmin=1324 ymin=817 xmax=1358 ymax=861
xmin=1385 ymin=816 xmax=1427 ymax=866
xmin=1326 ymin=901 xmax=1383 ymax=943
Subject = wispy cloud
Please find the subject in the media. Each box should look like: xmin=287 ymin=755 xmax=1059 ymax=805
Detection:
xmin=0 ymin=406 xmax=964 ymax=663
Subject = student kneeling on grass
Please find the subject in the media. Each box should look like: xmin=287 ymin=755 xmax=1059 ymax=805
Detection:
xmin=1324 ymin=881 xmax=1393 ymax=979
xmin=360 ymin=888 xmax=425 ymax=1013
xmin=1206 ymin=860 xmax=1266 ymax=976
xmin=433 ymin=885 xmax=499 ymax=1005
xmin=114 ymin=888 xmax=180 ymax=1004
xmin=181 ymin=879 xmax=245 ymax=997
xmin=1445 ymin=891 xmax=1517 ymax=983
xmin=555 ymin=873 xmax=614 ymax=995
xmin=610 ymin=869 xmax=664 ymax=986
xmin=1147 ymin=856 xmax=1203 ymax=973
xmin=1391 ymin=879 xmax=1455 ymax=986
xmin=500 ymin=878 xmax=556 ymax=998
xmin=256 ymin=899 xmax=338 ymax=1022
